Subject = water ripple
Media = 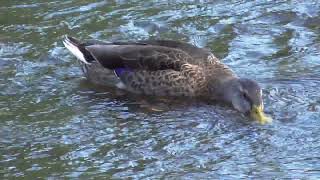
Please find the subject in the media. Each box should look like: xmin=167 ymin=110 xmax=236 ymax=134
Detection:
xmin=0 ymin=0 xmax=320 ymax=179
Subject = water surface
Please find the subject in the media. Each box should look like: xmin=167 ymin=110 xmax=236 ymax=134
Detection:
xmin=1 ymin=0 xmax=320 ymax=179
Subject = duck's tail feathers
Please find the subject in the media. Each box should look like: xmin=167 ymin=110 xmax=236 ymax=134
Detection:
xmin=63 ymin=36 xmax=94 ymax=64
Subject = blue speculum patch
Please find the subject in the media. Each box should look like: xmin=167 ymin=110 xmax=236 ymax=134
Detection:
xmin=114 ymin=68 xmax=130 ymax=77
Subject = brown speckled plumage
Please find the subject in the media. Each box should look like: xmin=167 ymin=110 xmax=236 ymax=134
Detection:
xmin=63 ymin=36 xmax=270 ymax=123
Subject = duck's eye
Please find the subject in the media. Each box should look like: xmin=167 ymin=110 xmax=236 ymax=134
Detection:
xmin=242 ymin=93 xmax=248 ymax=99
xmin=242 ymin=93 xmax=252 ymax=104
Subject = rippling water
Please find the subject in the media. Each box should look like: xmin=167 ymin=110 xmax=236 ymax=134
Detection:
xmin=1 ymin=0 xmax=320 ymax=179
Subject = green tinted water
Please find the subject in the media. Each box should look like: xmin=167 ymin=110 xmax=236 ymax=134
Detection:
xmin=1 ymin=0 xmax=320 ymax=179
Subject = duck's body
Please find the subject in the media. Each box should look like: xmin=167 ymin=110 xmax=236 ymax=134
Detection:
xmin=64 ymin=36 xmax=234 ymax=99
xmin=63 ymin=36 xmax=271 ymax=124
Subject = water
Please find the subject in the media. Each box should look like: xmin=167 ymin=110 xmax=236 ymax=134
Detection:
xmin=1 ymin=0 xmax=320 ymax=179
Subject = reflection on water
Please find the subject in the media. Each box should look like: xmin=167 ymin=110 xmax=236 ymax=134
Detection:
xmin=1 ymin=0 xmax=320 ymax=179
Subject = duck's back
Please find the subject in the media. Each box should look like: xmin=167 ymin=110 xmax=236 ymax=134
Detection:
xmin=79 ymin=39 xmax=219 ymax=65
xmin=138 ymin=40 xmax=219 ymax=65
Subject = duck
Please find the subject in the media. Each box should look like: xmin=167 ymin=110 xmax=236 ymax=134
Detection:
xmin=63 ymin=36 xmax=271 ymax=124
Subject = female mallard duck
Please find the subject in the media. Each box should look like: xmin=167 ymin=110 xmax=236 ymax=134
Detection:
xmin=63 ymin=36 xmax=271 ymax=124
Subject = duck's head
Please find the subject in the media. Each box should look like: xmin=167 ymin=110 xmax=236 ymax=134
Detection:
xmin=221 ymin=78 xmax=272 ymax=124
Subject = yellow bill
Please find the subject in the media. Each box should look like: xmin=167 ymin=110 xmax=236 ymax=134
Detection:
xmin=250 ymin=105 xmax=272 ymax=125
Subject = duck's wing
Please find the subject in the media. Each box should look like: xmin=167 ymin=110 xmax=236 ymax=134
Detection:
xmin=87 ymin=44 xmax=191 ymax=71
xmin=64 ymin=36 xmax=193 ymax=72
xmin=136 ymin=40 xmax=219 ymax=65
xmin=99 ymin=39 xmax=218 ymax=65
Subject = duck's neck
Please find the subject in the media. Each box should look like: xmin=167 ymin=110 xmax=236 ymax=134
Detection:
xmin=204 ymin=65 xmax=238 ymax=100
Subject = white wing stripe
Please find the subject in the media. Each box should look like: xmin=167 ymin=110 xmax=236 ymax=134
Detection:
xmin=63 ymin=37 xmax=91 ymax=64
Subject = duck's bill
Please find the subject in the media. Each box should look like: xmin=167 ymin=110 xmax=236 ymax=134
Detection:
xmin=250 ymin=105 xmax=272 ymax=124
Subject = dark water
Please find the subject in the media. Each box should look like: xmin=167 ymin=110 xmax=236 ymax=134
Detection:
xmin=1 ymin=0 xmax=320 ymax=179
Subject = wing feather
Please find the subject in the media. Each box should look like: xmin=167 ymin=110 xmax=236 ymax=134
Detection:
xmin=85 ymin=45 xmax=191 ymax=71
